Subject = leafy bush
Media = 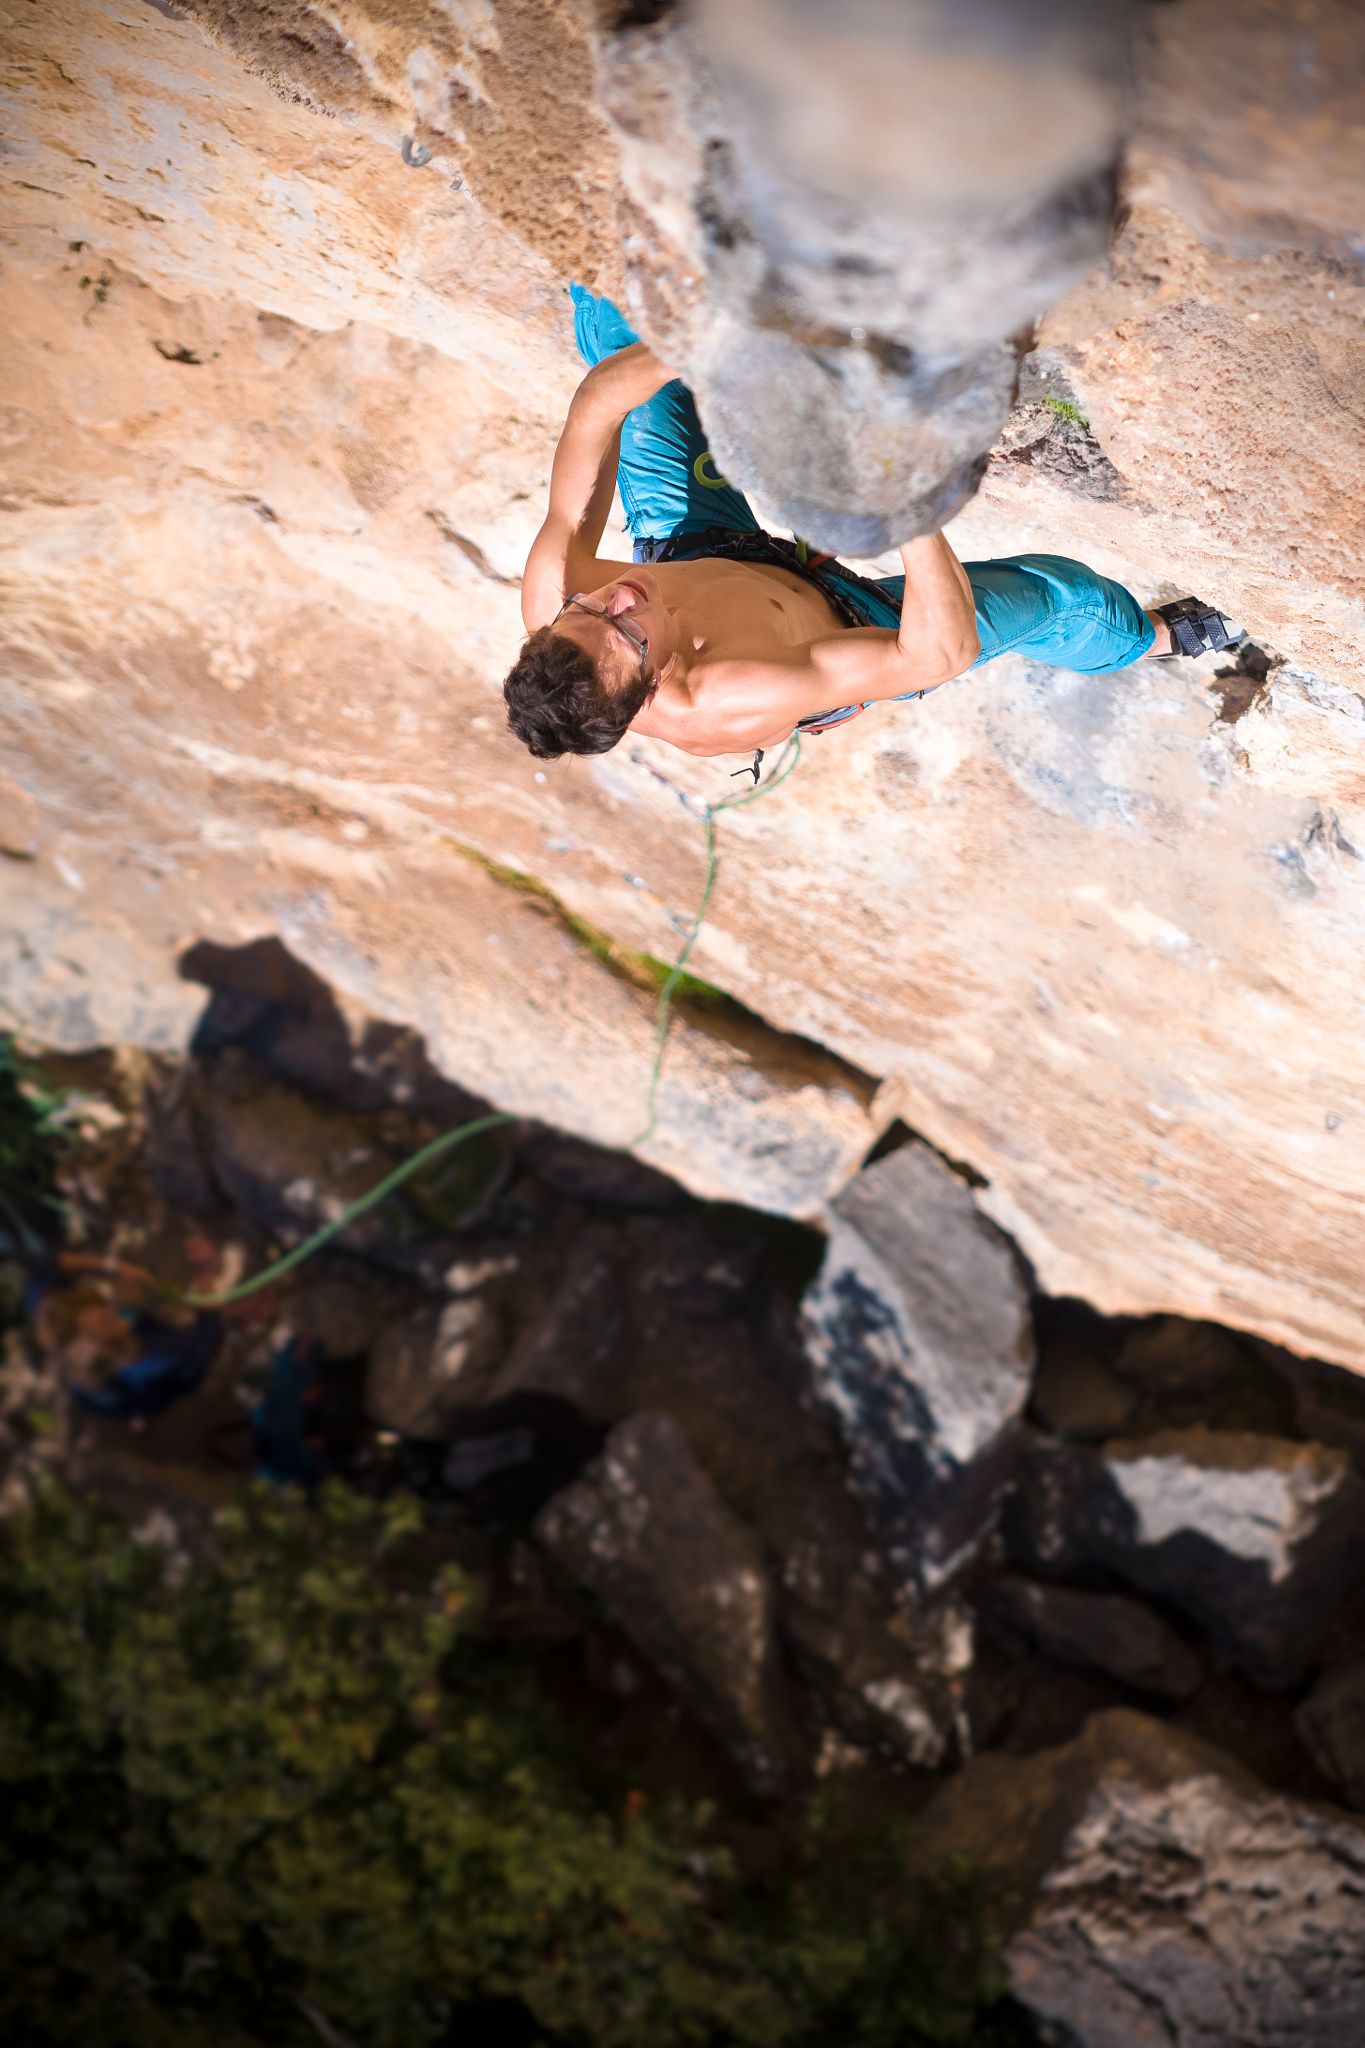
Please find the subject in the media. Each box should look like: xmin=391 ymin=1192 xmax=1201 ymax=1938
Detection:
xmin=0 ymin=1481 xmax=1025 ymax=2048
xmin=0 ymin=1034 xmax=70 ymax=1253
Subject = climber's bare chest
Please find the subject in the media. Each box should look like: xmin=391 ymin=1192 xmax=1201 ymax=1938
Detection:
xmin=650 ymin=555 xmax=843 ymax=668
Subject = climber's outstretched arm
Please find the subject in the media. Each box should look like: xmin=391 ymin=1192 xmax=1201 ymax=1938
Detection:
xmin=521 ymin=343 xmax=673 ymax=632
xmin=687 ymin=533 xmax=981 ymax=752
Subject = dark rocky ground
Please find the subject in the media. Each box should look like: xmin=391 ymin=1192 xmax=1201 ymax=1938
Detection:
xmin=5 ymin=937 xmax=1365 ymax=2047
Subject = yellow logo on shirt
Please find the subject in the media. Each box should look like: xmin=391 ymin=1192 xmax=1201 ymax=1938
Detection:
xmin=693 ymin=452 xmax=729 ymax=490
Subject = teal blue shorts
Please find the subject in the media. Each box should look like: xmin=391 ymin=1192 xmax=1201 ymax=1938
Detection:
xmin=571 ymin=285 xmax=1156 ymax=718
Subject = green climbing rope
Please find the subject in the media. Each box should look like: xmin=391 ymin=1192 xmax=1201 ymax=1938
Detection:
xmin=181 ymin=1114 xmax=517 ymax=1308
xmin=628 ymin=732 xmax=802 ymax=1148
xmin=181 ymin=737 xmax=802 ymax=1309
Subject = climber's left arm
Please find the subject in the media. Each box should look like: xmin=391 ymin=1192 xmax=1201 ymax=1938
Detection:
xmin=684 ymin=533 xmax=980 ymax=750
xmin=521 ymin=344 xmax=674 ymax=632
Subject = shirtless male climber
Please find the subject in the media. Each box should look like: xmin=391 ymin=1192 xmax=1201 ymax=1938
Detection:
xmin=503 ymin=287 xmax=1238 ymax=766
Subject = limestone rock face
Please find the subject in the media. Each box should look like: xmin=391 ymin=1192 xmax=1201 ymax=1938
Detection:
xmin=1130 ymin=0 xmax=1365 ymax=262
xmin=909 ymin=1709 xmax=1365 ymax=2048
xmin=3 ymin=1 xmax=1365 ymax=1369
xmin=535 ymin=1412 xmax=807 ymax=1791
xmin=179 ymin=0 xmax=625 ymax=293
xmin=803 ymin=1142 xmax=1034 ymax=1594
xmin=176 ymin=0 xmax=1130 ymax=556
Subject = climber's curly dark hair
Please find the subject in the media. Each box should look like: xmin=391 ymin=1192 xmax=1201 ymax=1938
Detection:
xmin=503 ymin=627 xmax=652 ymax=759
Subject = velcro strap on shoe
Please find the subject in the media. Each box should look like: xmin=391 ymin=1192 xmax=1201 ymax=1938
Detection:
xmin=1171 ymin=608 xmax=1206 ymax=656
xmin=1159 ymin=596 xmax=1233 ymax=657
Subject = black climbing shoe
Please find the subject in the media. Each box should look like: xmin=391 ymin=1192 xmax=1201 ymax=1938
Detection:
xmin=1154 ymin=596 xmax=1242 ymax=658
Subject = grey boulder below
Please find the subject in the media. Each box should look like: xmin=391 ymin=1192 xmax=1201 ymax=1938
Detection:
xmin=364 ymin=1293 xmax=502 ymax=1438
xmin=909 ymin=1708 xmax=1365 ymax=2048
xmin=988 ymin=1577 xmax=1202 ymax=1700
xmin=1006 ymin=1427 xmax=1365 ymax=1686
xmin=1297 ymin=1659 xmax=1365 ymax=1811
xmin=779 ymin=1488 xmax=970 ymax=1768
xmin=535 ymin=1413 xmax=805 ymax=1793
xmin=803 ymin=1141 xmax=1033 ymax=1595
xmin=487 ymin=1226 xmax=625 ymax=1421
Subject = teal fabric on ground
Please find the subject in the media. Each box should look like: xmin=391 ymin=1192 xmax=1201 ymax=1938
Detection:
xmin=568 ymin=283 xmax=1156 ymax=717
xmin=570 ymin=283 xmax=759 ymax=545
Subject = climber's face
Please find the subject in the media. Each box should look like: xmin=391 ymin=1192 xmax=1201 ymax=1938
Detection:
xmin=554 ymin=568 xmax=674 ymax=696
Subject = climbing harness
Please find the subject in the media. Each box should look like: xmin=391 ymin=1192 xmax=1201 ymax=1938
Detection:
xmin=176 ymin=738 xmax=801 ymax=1308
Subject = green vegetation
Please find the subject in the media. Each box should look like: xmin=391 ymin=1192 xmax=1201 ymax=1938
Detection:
xmin=1041 ymin=396 xmax=1089 ymax=431
xmin=451 ymin=842 xmax=731 ymax=1007
xmin=0 ymin=1480 xmax=1027 ymax=2048
xmin=0 ymin=1035 xmax=71 ymax=1253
